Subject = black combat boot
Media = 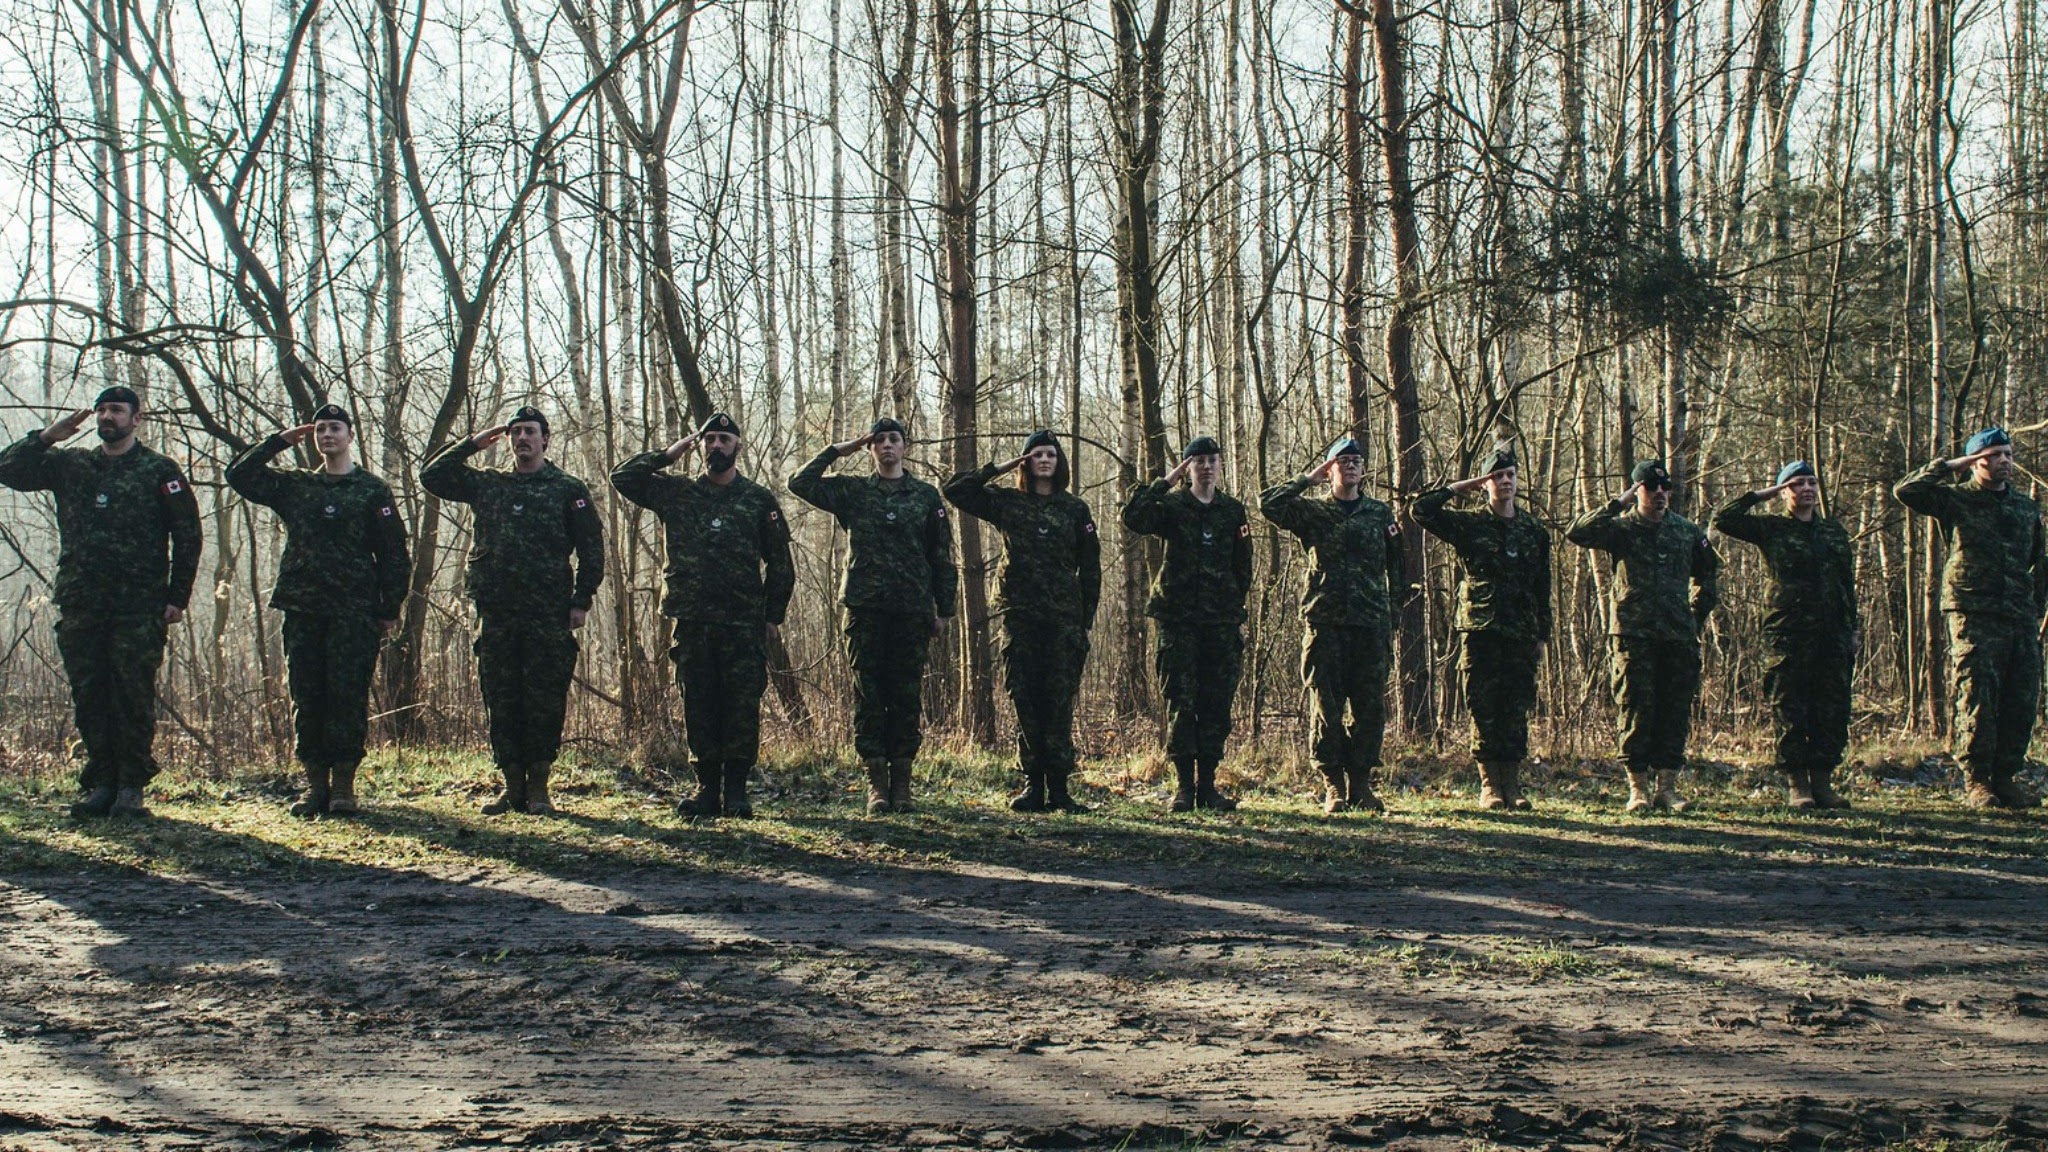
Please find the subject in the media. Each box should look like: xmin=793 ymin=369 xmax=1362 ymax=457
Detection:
xmin=1320 ymin=767 xmax=1348 ymax=815
xmin=70 ymin=785 xmax=117 ymax=819
xmin=888 ymin=758 xmax=916 ymax=813
xmin=1992 ymin=766 xmax=2041 ymax=809
xmin=677 ymin=761 xmax=722 ymax=818
xmin=1194 ymin=760 xmax=1238 ymax=812
xmin=525 ymin=762 xmax=557 ymax=815
xmin=328 ymin=761 xmax=360 ymax=815
xmin=482 ymin=764 xmax=526 ymax=815
xmin=864 ymin=758 xmax=894 ymax=815
xmin=1169 ymin=756 xmax=1197 ymax=812
xmin=1810 ymin=764 xmax=1851 ymax=810
xmin=1047 ymin=772 xmax=1089 ymax=814
xmin=1345 ymin=768 xmax=1384 ymax=813
xmin=290 ymin=764 xmax=331 ymax=819
xmin=722 ymin=762 xmax=754 ymax=818
xmin=1010 ymin=766 xmax=1048 ymax=812
xmin=1786 ymin=765 xmax=1817 ymax=810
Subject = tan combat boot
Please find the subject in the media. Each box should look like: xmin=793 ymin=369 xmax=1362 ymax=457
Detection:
xmin=1504 ymin=761 xmax=1534 ymax=811
xmin=1476 ymin=762 xmax=1509 ymax=811
xmin=70 ymin=785 xmax=117 ymax=819
xmin=1963 ymin=767 xmax=2001 ymax=809
xmin=327 ymin=761 xmax=360 ymax=815
xmin=1786 ymin=766 xmax=1817 ymax=810
xmin=1320 ymin=767 xmax=1348 ymax=815
xmin=1346 ymin=768 xmax=1385 ymax=813
xmin=110 ymin=788 xmax=150 ymax=818
xmin=864 ymin=758 xmax=894 ymax=815
xmin=1624 ymin=768 xmax=1655 ymax=813
xmin=1810 ymin=764 xmax=1851 ymax=810
xmin=290 ymin=764 xmax=331 ymax=819
xmin=1653 ymin=769 xmax=1689 ymax=812
xmin=482 ymin=764 xmax=526 ymax=816
xmin=888 ymin=758 xmax=916 ymax=813
xmin=525 ymin=762 xmax=556 ymax=815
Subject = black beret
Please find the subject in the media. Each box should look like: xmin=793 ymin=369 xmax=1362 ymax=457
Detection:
xmin=699 ymin=412 xmax=741 ymax=438
xmin=871 ymin=416 xmax=908 ymax=438
xmin=1022 ymin=429 xmax=1059 ymax=453
xmin=1324 ymin=438 xmax=1365 ymax=463
xmin=509 ymin=405 xmax=549 ymax=434
xmin=1630 ymin=459 xmax=1671 ymax=487
xmin=311 ymin=403 xmax=353 ymax=427
xmin=94 ymin=385 xmax=141 ymax=411
xmin=1182 ymin=435 xmax=1223 ymax=460
xmin=1477 ymin=446 xmax=1516 ymax=475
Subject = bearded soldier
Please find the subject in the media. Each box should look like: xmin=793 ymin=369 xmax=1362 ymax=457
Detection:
xmin=228 ymin=404 xmax=410 ymax=817
xmin=944 ymin=430 xmax=1101 ymax=813
xmin=1261 ymin=439 xmax=1404 ymax=814
xmin=1123 ymin=435 xmax=1255 ymax=812
xmin=1412 ymin=446 xmax=1552 ymax=810
xmin=790 ymin=417 xmax=957 ymax=814
xmin=424 ymin=406 xmax=603 ymax=816
xmin=1713 ymin=461 xmax=1857 ymax=810
xmin=613 ymin=413 xmax=794 ymax=818
xmin=1894 ymin=428 xmax=2048 ymax=809
xmin=1566 ymin=459 xmax=1719 ymax=813
xmin=0 ymin=387 xmax=201 ymax=818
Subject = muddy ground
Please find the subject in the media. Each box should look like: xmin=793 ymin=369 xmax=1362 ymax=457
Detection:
xmin=3 ymin=792 xmax=2047 ymax=1149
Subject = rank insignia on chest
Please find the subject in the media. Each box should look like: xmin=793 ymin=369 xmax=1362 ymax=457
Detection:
xmin=1202 ymin=529 xmax=1214 ymax=543
xmin=1037 ymin=525 xmax=1050 ymax=536
xmin=512 ymin=503 xmax=525 ymax=515
xmin=886 ymin=511 xmax=898 ymax=522
xmin=324 ymin=504 xmax=338 ymax=516
xmin=711 ymin=517 xmax=724 ymax=530
xmin=95 ymin=492 xmax=109 ymax=507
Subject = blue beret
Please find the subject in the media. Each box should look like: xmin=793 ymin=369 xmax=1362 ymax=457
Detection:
xmin=1325 ymin=438 xmax=1365 ymax=462
xmin=1965 ymin=427 xmax=2011 ymax=454
xmin=1775 ymin=460 xmax=1816 ymax=485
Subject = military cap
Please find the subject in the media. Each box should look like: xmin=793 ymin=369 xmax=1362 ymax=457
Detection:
xmin=870 ymin=416 xmax=908 ymax=438
xmin=1182 ymin=435 xmax=1223 ymax=460
xmin=508 ymin=405 xmax=549 ymax=434
xmin=1477 ymin=445 xmax=1516 ymax=475
xmin=311 ymin=403 xmax=353 ymax=427
xmin=1022 ymin=429 xmax=1059 ymax=453
xmin=1965 ymin=427 xmax=2012 ymax=454
xmin=1325 ymin=438 xmax=1365 ymax=462
xmin=699 ymin=412 xmax=741 ymax=438
xmin=93 ymin=385 xmax=141 ymax=411
xmin=1630 ymin=459 xmax=1671 ymax=488
xmin=1775 ymin=460 xmax=1816 ymax=486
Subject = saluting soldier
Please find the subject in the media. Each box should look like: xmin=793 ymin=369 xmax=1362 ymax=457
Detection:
xmin=423 ymin=405 xmax=604 ymax=817
xmin=1123 ymin=435 xmax=1254 ymax=812
xmin=1893 ymin=428 xmax=2048 ymax=809
xmin=944 ymin=430 xmax=1102 ymax=814
xmin=1713 ymin=461 xmax=1858 ymax=810
xmin=790 ymin=417 xmax=957 ymax=815
xmin=228 ymin=404 xmax=410 ymax=817
xmin=1566 ymin=459 xmax=1719 ymax=813
xmin=0 ymin=387 xmax=201 ymax=818
xmin=613 ymin=413 xmax=794 ymax=818
xmin=1261 ymin=439 xmax=1404 ymax=814
xmin=1412 ymin=446 xmax=1552 ymax=810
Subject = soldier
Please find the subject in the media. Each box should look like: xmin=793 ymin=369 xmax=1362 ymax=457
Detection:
xmin=790 ymin=417 xmax=957 ymax=814
xmin=227 ymin=404 xmax=410 ymax=817
xmin=0 ymin=387 xmax=201 ymax=818
xmin=1123 ymin=435 xmax=1254 ymax=812
xmin=423 ymin=406 xmax=603 ymax=816
xmin=1412 ymin=446 xmax=1552 ymax=810
xmin=1893 ymin=428 xmax=2048 ymax=809
xmin=1566 ymin=459 xmax=1719 ymax=813
xmin=613 ymin=413 xmax=794 ymax=818
xmin=944 ymin=430 xmax=1102 ymax=813
xmin=1261 ymin=439 xmax=1404 ymax=814
xmin=1713 ymin=461 xmax=1858 ymax=810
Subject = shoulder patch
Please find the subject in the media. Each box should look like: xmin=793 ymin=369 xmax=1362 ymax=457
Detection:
xmin=935 ymin=505 xmax=947 ymax=519
xmin=1238 ymin=522 xmax=1251 ymax=538
xmin=574 ymin=497 xmax=589 ymax=509
xmin=379 ymin=504 xmax=395 ymax=517
xmin=768 ymin=509 xmax=782 ymax=521
xmin=1386 ymin=521 xmax=1401 ymax=538
xmin=1084 ymin=520 xmax=1096 ymax=534
xmin=162 ymin=479 xmax=184 ymax=496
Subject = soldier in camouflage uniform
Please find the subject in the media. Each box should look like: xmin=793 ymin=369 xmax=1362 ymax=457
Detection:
xmin=1713 ymin=461 xmax=1858 ymax=810
xmin=0 ymin=386 xmax=201 ymax=819
xmin=944 ymin=430 xmax=1102 ymax=814
xmin=1123 ymin=435 xmax=1254 ymax=812
xmin=1566 ymin=459 xmax=1719 ymax=813
xmin=1261 ymin=439 xmax=1404 ymax=814
xmin=790 ymin=417 xmax=957 ymax=814
xmin=1413 ymin=445 xmax=1552 ymax=811
xmin=228 ymin=404 xmax=410 ymax=817
xmin=1893 ymin=427 xmax=2048 ymax=809
xmin=613 ymin=412 xmax=794 ymax=818
xmin=424 ymin=406 xmax=604 ymax=816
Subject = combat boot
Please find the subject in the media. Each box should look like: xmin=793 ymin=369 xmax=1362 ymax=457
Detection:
xmin=888 ymin=758 xmax=916 ymax=812
xmin=1810 ymin=764 xmax=1851 ymax=810
xmin=1624 ymin=768 xmax=1655 ymax=813
xmin=722 ymin=762 xmax=754 ymax=818
xmin=328 ymin=761 xmax=360 ymax=815
xmin=290 ymin=764 xmax=331 ymax=819
xmin=109 ymin=788 xmax=150 ymax=818
xmin=1047 ymin=772 xmax=1089 ymax=814
xmin=1320 ymin=767 xmax=1348 ymax=815
xmin=1992 ymin=767 xmax=2041 ymax=809
xmin=1653 ymin=769 xmax=1690 ymax=812
xmin=677 ymin=761 xmax=723 ymax=818
xmin=1476 ymin=762 xmax=1510 ymax=810
xmin=1785 ymin=766 xmax=1817 ymax=810
xmin=1010 ymin=769 xmax=1048 ymax=813
xmin=481 ymin=764 xmax=526 ymax=816
xmin=1503 ymin=762 xmax=1534 ymax=811
xmin=1194 ymin=760 xmax=1238 ymax=812
xmin=525 ymin=762 xmax=556 ymax=815
xmin=1346 ymin=768 xmax=1385 ymax=813
xmin=69 ymin=785 xmax=116 ymax=819
xmin=864 ymin=757 xmax=894 ymax=815
xmin=1168 ymin=756 xmax=1197 ymax=812
xmin=1964 ymin=767 xmax=2002 ymax=809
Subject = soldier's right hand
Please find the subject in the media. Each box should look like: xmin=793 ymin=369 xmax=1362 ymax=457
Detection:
xmin=833 ymin=432 xmax=877 ymax=457
xmin=1614 ymin=480 xmax=1641 ymax=505
xmin=1448 ymin=473 xmax=1488 ymax=494
xmin=663 ymin=432 xmax=701 ymax=462
xmin=280 ymin=423 xmax=317 ymax=447
xmin=1163 ymin=458 xmax=1192 ymax=486
xmin=39 ymin=409 xmax=92 ymax=444
xmin=471 ymin=425 xmax=510 ymax=449
xmin=1751 ymin=480 xmax=1790 ymax=499
xmin=1946 ymin=448 xmax=1998 ymax=472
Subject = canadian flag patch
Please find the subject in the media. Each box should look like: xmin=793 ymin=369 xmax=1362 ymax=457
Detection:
xmin=935 ymin=506 xmax=947 ymax=518
xmin=1386 ymin=522 xmax=1400 ymax=537
xmin=768 ymin=509 xmax=781 ymax=521
xmin=1084 ymin=521 xmax=1096 ymax=534
xmin=379 ymin=505 xmax=395 ymax=517
xmin=1238 ymin=523 xmax=1251 ymax=538
xmin=574 ymin=498 xmax=589 ymax=509
xmin=162 ymin=479 xmax=183 ymax=495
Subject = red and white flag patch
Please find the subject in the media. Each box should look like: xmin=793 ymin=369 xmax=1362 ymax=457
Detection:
xmin=162 ymin=479 xmax=184 ymax=495
xmin=379 ymin=505 xmax=395 ymax=517
xmin=574 ymin=498 xmax=589 ymax=509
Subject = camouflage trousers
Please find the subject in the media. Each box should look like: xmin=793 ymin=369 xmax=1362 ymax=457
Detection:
xmin=1612 ymin=634 xmax=1700 ymax=773
xmin=1156 ymin=622 xmax=1244 ymax=763
xmin=1947 ymin=612 xmax=2042 ymax=780
xmin=1764 ymin=631 xmax=1853 ymax=772
xmin=1461 ymin=631 xmax=1539 ymax=764
xmin=672 ymin=620 xmax=768 ymax=766
xmin=1303 ymin=623 xmax=1391 ymax=772
xmin=846 ymin=609 xmax=932 ymax=762
xmin=54 ymin=611 xmax=168 ymax=790
xmin=283 ymin=612 xmax=382 ymax=770
xmin=1004 ymin=613 xmax=1089 ymax=778
xmin=476 ymin=616 xmax=578 ymax=770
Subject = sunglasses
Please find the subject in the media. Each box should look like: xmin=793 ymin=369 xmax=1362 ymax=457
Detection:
xmin=1640 ymin=479 xmax=1673 ymax=491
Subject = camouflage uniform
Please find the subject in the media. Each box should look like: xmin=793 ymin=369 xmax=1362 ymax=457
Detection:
xmin=1893 ymin=458 xmax=2048 ymax=806
xmin=1413 ymin=485 xmax=1552 ymax=804
xmin=228 ymin=435 xmax=410 ymax=783
xmin=790 ymin=445 xmax=957 ymax=785
xmin=1261 ymin=474 xmax=1405 ymax=809
xmin=612 ymin=451 xmax=794 ymax=813
xmin=424 ymin=439 xmax=603 ymax=809
xmin=1566 ymin=497 xmax=1719 ymax=803
xmin=1711 ymin=490 xmax=1857 ymax=804
xmin=0 ymin=430 xmax=200 ymax=800
xmin=943 ymin=462 xmax=1101 ymax=809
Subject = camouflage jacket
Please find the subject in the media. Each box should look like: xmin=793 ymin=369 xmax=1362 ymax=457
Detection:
xmin=789 ymin=447 xmax=957 ymax=618
xmin=227 ymin=435 xmax=411 ymax=619
xmin=1260 ymin=476 xmax=1404 ymax=631
xmin=422 ymin=440 xmax=604 ymax=620
xmin=1121 ymin=480 xmax=1254 ymax=626
xmin=1893 ymin=460 xmax=2048 ymax=623
xmin=612 ymin=452 xmax=795 ymax=625
xmin=1565 ymin=500 xmax=1719 ymax=642
xmin=1710 ymin=493 xmax=1857 ymax=638
xmin=1412 ymin=487 xmax=1552 ymax=642
xmin=942 ymin=463 xmax=1101 ymax=626
xmin=0 ymin=431 xmax=201 ymax=615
